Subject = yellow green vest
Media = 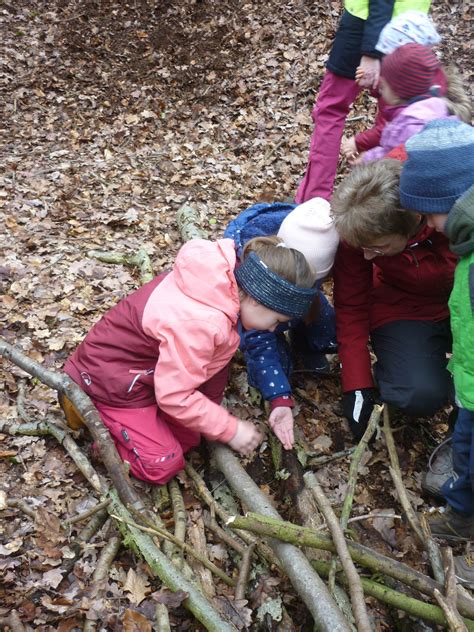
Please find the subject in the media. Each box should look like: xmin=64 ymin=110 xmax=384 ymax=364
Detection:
xmin=345 ymin=0 xmax=431 ymax=21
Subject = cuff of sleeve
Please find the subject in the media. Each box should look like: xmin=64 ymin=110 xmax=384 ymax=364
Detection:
xmin=215 ymin=415 xmax=239 ymax=443
xmin=270 ymin=396 xmax=294 ymax=410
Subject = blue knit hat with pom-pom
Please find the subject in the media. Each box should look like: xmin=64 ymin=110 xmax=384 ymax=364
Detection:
xmin=400 ymin=119 xmax=474 ymax=213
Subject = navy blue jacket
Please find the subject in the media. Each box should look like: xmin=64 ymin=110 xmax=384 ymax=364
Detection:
xmin=327 ymin=1 xmax=395 ymax=78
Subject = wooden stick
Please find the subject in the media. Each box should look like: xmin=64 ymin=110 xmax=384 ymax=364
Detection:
xmin=213 ymin=444 xmax=352 ymax=632
xmin=328 ymin=403 xmax=383 ymax=591
xmin=66 ymin=499 xmax=112 ymax=525
xmin=383 ymin=407 xmax=445 ymax=584
xmin=83 ymin=534 xmax=122 ymax=632
xmin=226 ymin=512 xmax=474 ymax=621
xmin=111 ymin=511 xmax=236 ymax=588
xmin=235 ymin=543 xmax=256 ymax=601
xmin=88 ymin=248 xmax=154 ymax=285
xmin=185 ymin=463 xmax=279 ymax=567
xmin=304 ymin=472 xmax=372 ymax=632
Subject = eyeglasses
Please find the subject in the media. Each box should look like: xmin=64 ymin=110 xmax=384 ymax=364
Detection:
xmin=361 ymin=246 xmax=387 ymax=256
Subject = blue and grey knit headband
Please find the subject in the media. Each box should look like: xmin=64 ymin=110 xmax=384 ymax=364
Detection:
xmin=235 ymin=251 xmax=317 ymax=318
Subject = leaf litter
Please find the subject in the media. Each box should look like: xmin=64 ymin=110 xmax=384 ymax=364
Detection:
xmin=0 ymin=0 xmax=472 ymax=629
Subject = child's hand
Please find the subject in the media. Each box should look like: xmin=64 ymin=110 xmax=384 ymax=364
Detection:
xmin=268 ymin=407 xmax=294 ymax=450
xmin=355 ymin=67 xmax=365 ymax=83
xmin=356 ymin=56 xmax=380 ymax=90
xmin=228 ymin=420 xmax=263 ymax=455
xmin=341 ymin=136 xmax=358 ymax=160
xmin=350 ymin=152 xmax=365 ymax=166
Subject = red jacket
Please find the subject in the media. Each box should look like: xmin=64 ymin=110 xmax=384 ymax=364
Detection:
xmin=333 ymin=223 xmax=457 ymax=392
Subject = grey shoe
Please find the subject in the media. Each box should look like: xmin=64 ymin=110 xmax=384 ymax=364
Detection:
xmin=454 ymin=553 xmax=474 ymax=587
xmin=424 ymin=506 xmax=474 ymax=543
xmin=421 ymin=437 xmax=453 ymax=499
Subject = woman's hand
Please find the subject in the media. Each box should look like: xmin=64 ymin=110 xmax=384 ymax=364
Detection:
xmin=228 ymin=420 xmax=263 ymax=455
xmin=356 ymin=56 xmax=380 ymax=90
xmin=269 ymin=406 xmax=294 ymax=450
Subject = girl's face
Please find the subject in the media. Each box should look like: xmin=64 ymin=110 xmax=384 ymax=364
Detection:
xmin=426 ymin=213 xmax=448 ymax=233
xmin=240 ymin=296 xmax=291 ymax=332
xmin=379 ymin=77 xmax=402 ymax=105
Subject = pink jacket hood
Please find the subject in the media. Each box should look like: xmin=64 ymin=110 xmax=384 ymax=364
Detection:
xmin=142 ymin=238 xmax=241 ymax=443
xmin=172 ymin=238 xmax=240 ymax=321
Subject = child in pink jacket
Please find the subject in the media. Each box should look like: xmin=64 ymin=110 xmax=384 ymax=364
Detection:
xmin=64 ymin=237 xmax=317 ymax=484
xmin=355 ymin=43 xmax=456 ymax=164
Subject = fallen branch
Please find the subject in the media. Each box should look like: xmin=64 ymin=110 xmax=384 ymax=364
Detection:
xmin=326 ymin=403 xmax=383 ymax=595
xmin=66 ymin=499 xmax=112 ymax=525
xmin=213 ymin=444 xmax=352 ymax=631
xmin=226 ymin=512 xmax=474 ymax=621
xmin=155 ymin=603 xmax=171 ymax=632
xmin=304 ymin=471 xmax=372 ymax=632
xmin=88 ymin=248 xmax=154 ymax=285
xmin=176 ymin=203 xmax=209 ymax=242
xmin=383 ymin=407 xmax=445 ymax=584
xmin=83 ymin=534 xmax=122 ymax=632
xmin=187 ymin=512 xmax=216 ymax=598
xmin=235 ymin=543 xmax=255 ymax=601
xmin=111 ymin=510 xmax=236 ymax=588
xmin=0 ymin=338 xmax=144 ymax=511
xmin=109 ymin=491 xmax=238 ymax=632
xmin=185 ymin=463 xmax=279 ymax=567
xmin=311 ymin=559 xmax=474 ymax=631
xmin=433 ymin=547 xmax=468 ymax=632
xmin=0 ymin=418 xmax=104 ymax=493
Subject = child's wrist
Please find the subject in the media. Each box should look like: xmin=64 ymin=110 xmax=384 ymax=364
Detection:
xmin=270 ymin=395 xmax=294 ymax=410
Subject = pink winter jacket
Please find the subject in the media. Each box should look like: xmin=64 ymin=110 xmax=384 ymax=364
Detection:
xmin=65 ymin=239 xmax=241 ymax=443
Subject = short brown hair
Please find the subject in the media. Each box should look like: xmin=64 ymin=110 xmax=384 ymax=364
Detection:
xmin=331 ymin=159 xmax=420 ymax=248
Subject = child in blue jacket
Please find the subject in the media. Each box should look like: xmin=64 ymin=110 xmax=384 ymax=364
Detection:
xmin=224 ymin=198 xmax=339 ymax=447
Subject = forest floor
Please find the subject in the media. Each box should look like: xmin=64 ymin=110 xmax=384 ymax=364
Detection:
xmin=0 ymin=0 xmax=473 ymax=630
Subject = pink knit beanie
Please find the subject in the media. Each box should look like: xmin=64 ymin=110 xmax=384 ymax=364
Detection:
xmin=277 ymin=197 xmax=339 ymax=280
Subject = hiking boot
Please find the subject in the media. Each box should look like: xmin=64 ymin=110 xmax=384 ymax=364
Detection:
xmin=299 ymin=349 xmax=331 ymax=374
xmin=424 ymin=506 xmax=474 ymax=543
xmin=454 ymin=553 xmax=474 ymax=588
xmin=421 ymin=437 xmax=453 ymax=499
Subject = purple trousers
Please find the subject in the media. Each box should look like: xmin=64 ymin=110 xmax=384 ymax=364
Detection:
xmin=296 ymin=70 xmax=361 ymax=203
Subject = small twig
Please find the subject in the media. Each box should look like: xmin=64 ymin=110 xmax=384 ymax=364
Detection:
xmin=3 ymin=498 xmax=37 ymax=520
xmin=66 ymin=499 xmax=112 ymax=525
xmin=434 ymin=587 xmax=469 ymax=632
xmin=111 ymin=512 xmax=236 ymax=587
xmin=235 ymin=543 xmax=256 ymax=601
xmin=328 ymin=404 xmax=383 ymax=591
xmin=304 ymin=472 xmax=372 ymax=632
xmin=307 ymin=447 xmax=355 ymax=468
xmin=83 ymin=534 xmax=122 ymax=632
xmin=441 ymin=547 xmax=468 ymax=631
xmin=16 ymin=379 xmax=33 ymax=422
xmin=155 ymin=603 xmax=171 ymax=632
xmin=185 ymin=463 xmax=279 ymax=567
xmin=169 ymin=479 xmax=186 ymax=542
xmin=383 ymin=407 xmax=445 ymax=584
xmin=315 ymin=512 xmax=401 ymax=532
xmin=202 ymin=511 xmax=246 ymax=555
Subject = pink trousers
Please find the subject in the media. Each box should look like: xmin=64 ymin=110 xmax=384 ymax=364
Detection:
xmin=95 ymin=402 xmax=200 ymax=484
xmin=295 ymin=70 xmax=361 ymax=203
xmin=93 ymin=364 xmax=229 ymax=485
